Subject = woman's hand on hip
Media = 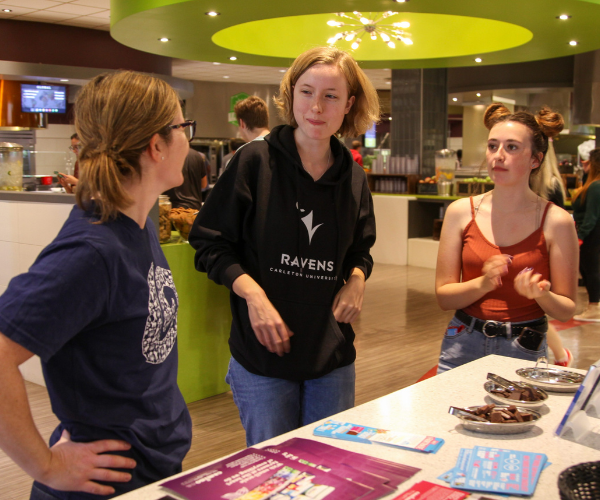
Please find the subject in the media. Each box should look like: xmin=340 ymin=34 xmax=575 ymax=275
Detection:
xmin=332 ymin=269 xmax=366 ymax=324
xmin=514 ymin=267 xmax=551 ymax=300
xmin=40 ymin=429 xmax=135 ymax=496
xmin=481 ymin=254 xmax=512 ymax=291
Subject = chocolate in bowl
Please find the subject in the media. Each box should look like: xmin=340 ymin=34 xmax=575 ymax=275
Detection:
xmin=450 ymin=404 xmax=542 ymax=434
xmin=516 ymin=367 xmax=584 ymax=393
xmin=484 ymin=380 xmax=548 ymax=408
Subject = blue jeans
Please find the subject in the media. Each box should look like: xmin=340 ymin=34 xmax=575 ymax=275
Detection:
xmin=226 ymin=357 xmax=355 ymax=447
xmin=437 ymin=314 xmax=548 ymax=374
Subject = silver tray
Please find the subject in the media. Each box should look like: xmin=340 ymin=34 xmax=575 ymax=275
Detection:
xmin=516 ymin=367 xmax=584 ymax=393
xmin=452 ymin=405 xmax=542 ymax=434
xmin=483 ymin=380 xmax=548 ymax=408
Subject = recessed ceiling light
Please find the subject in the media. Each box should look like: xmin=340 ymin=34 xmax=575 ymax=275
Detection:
xmin=159 ymin=37 xmax=170 ymax=42
xmin=557 ymin=14 xmax=571 ymax=20
xmin=213 ymin=62 xmax=221 ymax=65
xmin=223 ymin=76 xmax=230 ymax=79
xmin=393 ymin=0 xmax=409 ymax=2
xmin=452 ymin=97 xmax=458 ymax=102
xmin=229 ymin=56 xmax=237 ymax=61
xmin=2 ymin=8 xmax=12 ymax=12
xmin=476 ymin=93 xmax=481 ymax=97
xmin=388 ymin=116 xmax=392 ymax=120
xmin=205 ymin=11 xmax=220 ymax=16
xmin=475 ymin=58 xmax=482 ymax=63
xmin=569 ymin=40 xmax=578 ymax=46
xmin=279 ymin=69 xmax=286 ymax=73
xmin=60 ymin=79 xmax=69 ymax=82
xmin=385 ymin=81 xmax=391 ymax=84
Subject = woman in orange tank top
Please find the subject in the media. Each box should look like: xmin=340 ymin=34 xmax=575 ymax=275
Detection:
xmin=435 ymin=104 xmax=578 ymax=373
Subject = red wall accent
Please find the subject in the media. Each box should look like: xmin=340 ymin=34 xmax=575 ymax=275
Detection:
xmin=0 ymin=19 xmax=171 ymax=75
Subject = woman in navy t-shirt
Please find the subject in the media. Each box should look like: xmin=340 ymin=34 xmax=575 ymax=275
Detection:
xmin=0 ymin=71 xmax=194 ymax=499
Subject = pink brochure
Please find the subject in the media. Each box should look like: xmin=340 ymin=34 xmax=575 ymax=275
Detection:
xmin=161 ymin=447 xmax=372 ymax=500
xmin=275 ymin=438 xmax=420 ymax=488
xmin=261 ymin=443 xmax=396 ymax=500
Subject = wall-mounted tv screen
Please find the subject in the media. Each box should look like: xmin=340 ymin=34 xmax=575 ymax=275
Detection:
xmin=21 ymin=84 xmax=67 ymax=113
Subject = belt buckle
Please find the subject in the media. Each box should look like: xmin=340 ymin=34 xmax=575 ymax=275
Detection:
xmin=482 ymin=320 xmax=503 ymax=338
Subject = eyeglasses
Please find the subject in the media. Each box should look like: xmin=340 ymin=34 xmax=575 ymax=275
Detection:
xmin=168 ymin=120 xmax=196 ymax=142
xmin=68 ymin=145 xmax=80 ymax=152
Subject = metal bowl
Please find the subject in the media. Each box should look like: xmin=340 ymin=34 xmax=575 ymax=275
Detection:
xmin=483 ymin=380 xmax=548 ymax=408
xmin=451 ymin=405 xmax=542 ymax=434
xmin=516 ymin=367 xmax=585 ymax=393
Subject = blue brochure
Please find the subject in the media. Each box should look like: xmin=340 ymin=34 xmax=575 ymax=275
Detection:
xmin=313 ymin=420 xmax=444 ymax=454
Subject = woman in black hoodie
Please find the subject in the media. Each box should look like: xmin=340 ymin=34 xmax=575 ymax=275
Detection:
xmin=189 ymin=46 xmax=380 ymax=446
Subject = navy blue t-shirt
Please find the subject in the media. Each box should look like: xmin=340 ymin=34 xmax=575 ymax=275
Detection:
xmin=0 ymin=205 xmax=191 ymax=499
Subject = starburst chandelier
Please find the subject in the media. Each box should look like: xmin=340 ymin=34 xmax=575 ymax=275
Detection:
xmin=326 ymin=11 xmax=413 ymax=50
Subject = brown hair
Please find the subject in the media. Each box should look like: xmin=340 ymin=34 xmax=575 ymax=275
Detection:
xmin=573 ymin=148 xmax=600 ymax=203
xmin=484 ymin=103 xmax=564 ymax=162
xmin=74 ymin=71 xmax=180 ymax=223
xmin=352 ymin=140 xmax=361 ymax=149
xmin=274 ymin=46 xmax=380 ymax=137
xmin=234 ymin=95 xmax=269 ymax=130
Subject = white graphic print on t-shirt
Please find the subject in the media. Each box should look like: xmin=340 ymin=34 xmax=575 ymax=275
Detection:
xmin=142 ymin=263 xmax=178 ymax=364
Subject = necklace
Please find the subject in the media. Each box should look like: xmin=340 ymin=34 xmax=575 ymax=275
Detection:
xmin=301 ymin=148 xmax=331 ymax=181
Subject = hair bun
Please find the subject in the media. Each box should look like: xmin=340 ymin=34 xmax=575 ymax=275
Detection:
xmin=536 ymin=106 xmax=564 ymax=139
xmin=484 ymin=103 xmax=511 ymax=130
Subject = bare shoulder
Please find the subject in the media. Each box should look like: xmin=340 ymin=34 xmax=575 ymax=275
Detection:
xmin=545 ymin=202 xmax=575 ymax=228
xmin=444 ymin=196 xmax=474 ymax=229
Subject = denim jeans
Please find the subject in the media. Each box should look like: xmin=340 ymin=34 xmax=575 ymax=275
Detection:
xmin=226 ymin=357 xmax=355 ymax=447
xmin=437 ymin=314 xmax=548 ymax=374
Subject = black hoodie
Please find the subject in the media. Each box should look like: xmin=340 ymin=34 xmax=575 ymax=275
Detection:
xmin=189 ymin=125 xmax=376 ymax=381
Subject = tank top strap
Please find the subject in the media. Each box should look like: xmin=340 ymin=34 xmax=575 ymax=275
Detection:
xmin=539 ymin=201 xmax=553 ymax=228
xmin=469 ymin=196 xmax=475 ymax=219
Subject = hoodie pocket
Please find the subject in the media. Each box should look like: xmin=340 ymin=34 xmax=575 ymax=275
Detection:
xmin=266 ymin=297 xmax=348 ymax=379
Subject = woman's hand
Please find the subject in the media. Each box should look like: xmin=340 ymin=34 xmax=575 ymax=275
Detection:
xmin=40 ymin=429 xmax=135 ymax=496
xmin=332 ymin=269 xmax=365 ymax=323
xmin=232 ymin=274 xmax=293 ymax=356
xmin=514 ymin=267 xmax=551 ymax=300
xmin=57 ymin=174 xmax=78 ymax=194
xmin=481 ymin=254 xmax=512 ymax=291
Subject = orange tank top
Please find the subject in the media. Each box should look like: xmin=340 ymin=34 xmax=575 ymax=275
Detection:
xmin=462 ymin=196 xmax=551 ymax=322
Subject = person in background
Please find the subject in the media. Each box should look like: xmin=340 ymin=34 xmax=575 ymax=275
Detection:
xmin=234 ymin=95 xmax=270 ymax=142
xmin=350 ymin=140 xmax=363 ymax=167
xmin=573 ymin=148 xmax=600 ymax=322
xmin=189 ymin=46 xmax=379 ymax=446
xmin=529 ymin=136 xmax=572 ymax=366
xmin=57 ymin=133 xmax=81 ymax=193
xmin=0 ymin=71 xmax=192 ymax=500
xmin=164 ymin=146 xmax=205 ymax=211
xmin=221 ymin=138 xmax=247 ymax=173
xmin=436 ymin=103 xmax=578 ymax=373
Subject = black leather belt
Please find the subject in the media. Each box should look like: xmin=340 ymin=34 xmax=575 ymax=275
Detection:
xmin=455 ymin=310 xmax=547 ymax=338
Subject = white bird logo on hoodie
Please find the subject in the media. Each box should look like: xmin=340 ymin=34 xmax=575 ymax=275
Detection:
xmin=297 ymin=202 xmax=323 ymax=244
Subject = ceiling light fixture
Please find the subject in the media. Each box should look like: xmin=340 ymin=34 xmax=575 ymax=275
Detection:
xmin=393 ymin=0 xmax=409 ymax=3
xmin=229 ymin=56 xmax=237 ymax=61
xmin=557 ymin=14 xmax=571 ymax=20
xmin=475 ymin=57 xmax=482 ymax=63
xmin=60 ymin=79 xmax=69 ymax=82
xmin=326 ymin=11 xmax=413 ymax=50
xmin=452 ymin=97 xmax=458 ymax=102
xmin=213 ymin=62 xmax=221 ymax=65
xmin=159 ymin=37 xmax=170 ymax=42
xmin=223 ymin=76 xmax=230 ymax=79
xmin=2 ymin=8 xmax=12 ymax=12
xmin=205 ymin=11 xmax=220 ymax=16
xmin=476 ymin=93 xmax=481 ymax=97
xmin=279 ymin=69 xmax=286 ymax=72
xmin=569 ymin=40 xmax=578 ymax=46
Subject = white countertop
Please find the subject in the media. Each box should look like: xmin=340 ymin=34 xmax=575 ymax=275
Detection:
xmin=116 ymin=355 xmax=596 ymax=500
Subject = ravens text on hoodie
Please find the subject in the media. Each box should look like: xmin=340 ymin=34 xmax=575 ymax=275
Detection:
xmin=188 ymin=125 xmax=376 ymax=381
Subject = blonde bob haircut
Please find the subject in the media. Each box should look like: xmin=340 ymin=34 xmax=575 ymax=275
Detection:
xmin=74 ymin=71 xmax=180 ymax=223
xmin=274 ymin=46 xmax=380 ymax=138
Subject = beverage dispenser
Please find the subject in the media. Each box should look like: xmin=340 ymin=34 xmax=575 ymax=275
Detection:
xmin=0 ymin=142 xmax=24 ymax=191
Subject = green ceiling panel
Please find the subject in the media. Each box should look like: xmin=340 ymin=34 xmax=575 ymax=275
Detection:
xmin=212 ymin=13 xmax=532 ymax=61
xmin=110 ymin=0 xmax=600 ymax=68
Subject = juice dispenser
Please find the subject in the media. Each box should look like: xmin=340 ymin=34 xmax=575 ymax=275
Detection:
xmin=0 ymin=142 xmax=24 ymax=191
